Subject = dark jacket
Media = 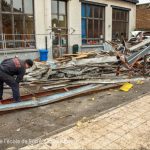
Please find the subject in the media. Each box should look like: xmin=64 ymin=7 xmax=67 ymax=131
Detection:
xmin=0 ymin=58 xmax=26 ymax=83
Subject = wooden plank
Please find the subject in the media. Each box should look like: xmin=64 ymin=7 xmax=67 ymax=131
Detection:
xmin=63 ymin=54 xmax=78 ymax=57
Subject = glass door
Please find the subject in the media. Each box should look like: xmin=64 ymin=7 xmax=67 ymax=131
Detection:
xmin=51 ymin=0 xmax=68 ymax=58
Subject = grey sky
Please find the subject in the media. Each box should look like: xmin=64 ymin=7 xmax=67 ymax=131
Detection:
xmin=139 ymin=0 xmax=150 ymax=4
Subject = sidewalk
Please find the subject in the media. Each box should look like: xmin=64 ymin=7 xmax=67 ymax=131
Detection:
xmin=21 ymin=94 xmax=150 ymax=150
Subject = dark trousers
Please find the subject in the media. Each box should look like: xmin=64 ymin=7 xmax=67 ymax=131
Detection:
xmin=0 ymin=70 xmax=20 ymax=102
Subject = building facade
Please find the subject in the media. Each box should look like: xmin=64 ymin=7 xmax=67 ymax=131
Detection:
xmin=136 ymin=3 xmax=150 ymax=31
xmin=0 ymin=0 xmax=138 ymax=60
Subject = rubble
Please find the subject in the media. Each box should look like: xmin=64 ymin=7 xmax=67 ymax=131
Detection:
xmin=24 ymin=51 xmax=119 ymax=82
xmin=129 ymin=39 xmax=150 ymax=52
xmin=24 ymin=46 xmax=149 ymax=84
xmin=0 ymin=31 xmax=149 ymax=112
xmin=24 ymin=62 xmax=52 ymax=82
xmin=70 ymin=77 xmax=147 ymax=84
xmin=22 ymin=37 xmax=150 ymax=97
xmin=116 ymin=46 xmax=150 ymax=76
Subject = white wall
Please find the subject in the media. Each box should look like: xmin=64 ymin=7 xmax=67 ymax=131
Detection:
xmin=67 ymin=0 xmax=82 ymax=53
xmin=34 ymin=0 xmax=46 ymax=49
xmin=34 ymin=0 xmax=53 ymax=59
xmin=44 ymin=0 xmax=53 ymax=59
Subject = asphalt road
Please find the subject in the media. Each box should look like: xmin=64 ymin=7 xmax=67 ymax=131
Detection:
xmin=0 ymin=81 xmax=149 ymax=149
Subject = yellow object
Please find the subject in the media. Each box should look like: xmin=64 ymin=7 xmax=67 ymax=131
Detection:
xmin=136 ymin=80 xmax=144 ymax=85
xmin=120 ymin=83 xmax=133 ymax=92
xmin=76 ymin=121 xmax=83 ymax=127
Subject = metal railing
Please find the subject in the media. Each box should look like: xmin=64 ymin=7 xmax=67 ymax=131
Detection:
xmin=0 ymin=34 xmax=36 ymax=50
xmin=0 ymin=33 xmax=105 ymax=53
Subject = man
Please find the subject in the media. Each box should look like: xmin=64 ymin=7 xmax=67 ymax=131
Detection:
xmin=0 ymin=58 xmax=33 ymax=102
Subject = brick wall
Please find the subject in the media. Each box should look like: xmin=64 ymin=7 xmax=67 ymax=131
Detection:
xmin=136 ymin=4 xmax=150 ymax=30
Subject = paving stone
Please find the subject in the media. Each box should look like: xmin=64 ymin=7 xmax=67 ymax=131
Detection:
xmin=104 ymin=142 xmax=125 ymax=149
xmin=115 ymin=137 xmax=132 ymax=148
xmin=105 ymin=132 xmax=121 ymax=142
xmin=21 ymin=95 xmax=150 ymax=150
xmin=113 ymin=128 xmax=127 ymax=136
xmin=86 ymin=136 xmax=111 ymax=149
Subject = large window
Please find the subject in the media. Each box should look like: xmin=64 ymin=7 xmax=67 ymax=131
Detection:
xmin=0 ymin=0 xmax=35 ymax=49
xmin=52 ymin=0 xmax=67 ymax=30
xmin=51 ymin=0 xmax=68 ymax=58
xmin=112 ymin=8 xmax=129 ymax=41
xmin=82 ymin=3 xmax=105 ymax=45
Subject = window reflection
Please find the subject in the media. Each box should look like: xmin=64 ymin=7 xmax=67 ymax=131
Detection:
xmin=59 ymin=15 xmax=66 ymax=27
xmin=86 ymin=5 xmax=93 ymax=17
xmin=0 ymin=0 xmax=35 ymax=49
xmin=2 ymin=14 xmax=12 ymax=35
xmin=52 ymin=15 xmax=58 ymax=28
xmin=0 ymin=43 xmax=2 ymax=49
xmin=112 ymin=9 xmax=129 ymax=40
xmin=94 ymin=20 xmax=99 ymax=38
xmin=2 ymin=0 xmax=11 ymax=12
xmin=25 ymin=15 xmax=34 ymax=34
xmin=13 ymin=0 xmax=23 ymax=12
xmin=59 ymin=1 xmax=65 ymax=15
xmin=14 ymin=15 xmax=23 ymax=34
xmin=51 ymin=0 xmax=67 ymax=28
xmin=51 ymin=0 xmax=68 ymax=58
xmin=82 ymin=3 xmax=105 ymax=45
xmin=94 ymin=6 xmax=99 ymax=18
xmin=24 ymin=0 xmax=33 ymax=14
xmin=88 ymin=19 xmax=93 ymax=38
xmin=82 ymin=18 xmax=86 ymax=38
xmin=82 ymin=4 xmax=86 ymax=17
xmin=52 ymin=0 xmax=57 ymax=14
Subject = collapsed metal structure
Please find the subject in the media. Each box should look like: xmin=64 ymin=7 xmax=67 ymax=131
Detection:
xmin=0 ymin=34 xmax=150 ymax=112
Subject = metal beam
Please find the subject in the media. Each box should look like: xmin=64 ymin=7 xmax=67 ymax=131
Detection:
xmin=0 ymin=84 xmax=120 ymax=112
xmin=111 ymin=5 xmax=131 ymax=11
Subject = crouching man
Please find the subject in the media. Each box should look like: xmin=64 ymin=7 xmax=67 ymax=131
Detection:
xmin=0 ymin=58 xmax=33 ymax=102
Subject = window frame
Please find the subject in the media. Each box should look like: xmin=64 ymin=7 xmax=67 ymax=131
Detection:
xmin=112 ymin=8 xmax=129 ymax=41
xmin=0 ymin=0 xmax=35 ymax=50
xmin=51 ymin=0 xmax=68 ymax=30
xmin=81 ymin=3 xmax=105 ymax=45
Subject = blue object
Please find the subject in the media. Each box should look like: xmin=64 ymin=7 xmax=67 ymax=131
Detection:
xmin=82 ymin=3 xmax=86 ymax=17
xmin=82 ymin=18 xmax=87 ymax=38
xmin=39 ymin=49 xmax=48 ymax=61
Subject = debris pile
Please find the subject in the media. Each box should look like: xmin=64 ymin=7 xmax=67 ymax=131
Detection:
xmin=24 ymin=62 xmax=52 ymax=82
xmin=56 ymin=50 xmax=115 ymax=62
xmin=128 ymin=31 xmax=150 ymax=45
xmin=22 ymin=31 xmax=150 ymax=95
xmin=24 ymin=40 xmax=149 ymax=87
xmin=0 ymin=34 xmax=149 ymax=112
